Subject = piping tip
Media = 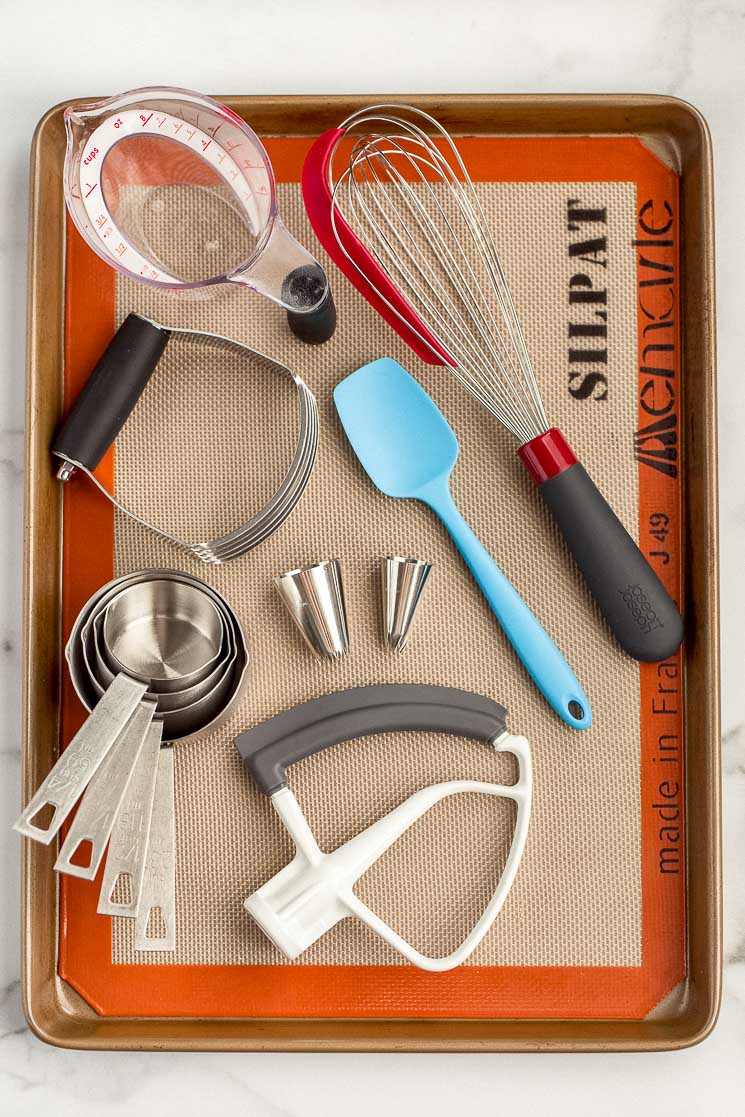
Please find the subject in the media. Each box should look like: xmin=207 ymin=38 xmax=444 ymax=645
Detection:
xmin=274 ymin=559 xmax=350 ymax=661
xmin=382 ymin=556 xmax=432 ymax=653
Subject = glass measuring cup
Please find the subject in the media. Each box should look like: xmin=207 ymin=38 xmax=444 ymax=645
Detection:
xmin=64 ymin=86 xmax=336 ymax=342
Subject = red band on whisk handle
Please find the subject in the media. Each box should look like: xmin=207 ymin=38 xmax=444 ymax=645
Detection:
xmin=518 ymin=428 xmax=577 ymax=484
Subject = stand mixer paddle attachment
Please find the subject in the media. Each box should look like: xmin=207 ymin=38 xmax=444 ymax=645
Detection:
xmin=303 ymin=106 xmax=684 ymax=660
xmin=235 ymin=685 xmax=532 ymax=972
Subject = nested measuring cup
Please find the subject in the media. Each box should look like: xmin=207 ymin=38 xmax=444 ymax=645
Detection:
xmin=63 ymin=86 xmax=336 ymax=343
xmin=15 ymin=569 xmax=249 ymax=951
xmin=102 ymin=579 xmax=224 ymax=685
xmin=14 ymin=574 xmax=230 ymax=850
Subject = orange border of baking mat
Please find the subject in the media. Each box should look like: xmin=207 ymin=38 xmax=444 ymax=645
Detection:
xmin=58 ymin=136 xmax=685 ymax=1019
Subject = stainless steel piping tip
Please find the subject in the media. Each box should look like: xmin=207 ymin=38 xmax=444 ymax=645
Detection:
xmin=383 ymin=556 xmax=432 ymax=652
xmin=273 ymin=559 xmax=350 ymax=660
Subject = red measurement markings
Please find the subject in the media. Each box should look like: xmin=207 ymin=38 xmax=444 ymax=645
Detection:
xmin=186 ymin=128 xmax=196 ymax=142
xmin=201 ymin=139 xmax=212 ymax=153
xmin=173 ymin=122 xmax=184 ymax=134
xmin=224 ymin=141 xmax=243 ymax=153
xmin=156 ymin=115 xmax=167 ymax=128
xmin=230 ymin=169 xmax=238 ymax=181
xmin=84 ymin=182 xmax=98 ymax=198
xmin=95 ymin=213 xmax=107 ymax=228
xmin=115 ymin=242 xmax=127 ymax=257
xmin=139 ymin=113 xmax=154 ymax=128
xmin=216 ymin=152 xmax=226 ymax=164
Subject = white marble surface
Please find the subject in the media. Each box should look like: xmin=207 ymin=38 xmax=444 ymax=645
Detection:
xmin=1 ymin=0 xmax=743 ymax=1111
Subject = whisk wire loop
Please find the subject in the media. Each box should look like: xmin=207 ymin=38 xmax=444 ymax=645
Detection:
xmin=351 ymin=148 xmax=535 ymax=439
xmin=328 ymin=106 xmax=550 ymax=443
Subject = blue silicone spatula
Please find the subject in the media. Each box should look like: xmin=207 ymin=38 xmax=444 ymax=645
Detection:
xmin=334 ymin=358 xmax=591 ymax=730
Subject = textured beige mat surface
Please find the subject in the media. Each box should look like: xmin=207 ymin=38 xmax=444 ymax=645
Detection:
xmin=111 ymin=179 xmax=641 ymax=966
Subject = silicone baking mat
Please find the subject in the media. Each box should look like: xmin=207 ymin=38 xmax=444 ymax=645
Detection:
xmin=58 ymin=135 xmax=685 ymax=1019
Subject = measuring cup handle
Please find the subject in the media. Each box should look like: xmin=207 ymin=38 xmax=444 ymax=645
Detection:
xmin=52 ymin=314 xmax=170 ymax=475
xmin=13 ymin=673 xmax=148 ymax=844
xmin=234 ymin=217 xmax=337 ymax=344
xmin=285 ymin=267 xmax=337 ymax=344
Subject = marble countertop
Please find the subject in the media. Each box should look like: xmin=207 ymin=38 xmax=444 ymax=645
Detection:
xmin=1 ymin=0 xmax=743 ymax=1111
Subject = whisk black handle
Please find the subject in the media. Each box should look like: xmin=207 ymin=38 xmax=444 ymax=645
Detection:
xmin=521 ymin=429 xmax=683 ymax=662
xmin=52 ymin=314 xmax=170 ymax=476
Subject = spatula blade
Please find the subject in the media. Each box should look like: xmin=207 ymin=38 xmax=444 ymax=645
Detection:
xmin=334 ymin=358 xmax=459 ymax=498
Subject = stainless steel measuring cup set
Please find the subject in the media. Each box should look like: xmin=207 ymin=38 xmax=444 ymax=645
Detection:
xmin=14 ymin=569 xmax=248 ymax=951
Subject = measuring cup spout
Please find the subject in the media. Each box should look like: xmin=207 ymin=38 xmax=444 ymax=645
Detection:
xmin=64 ymin=106 xmax=101 ymax=245
xmin=230 ymin=218 xmax=337 ymax=343
xmin=64 ymin=104 xmax=99 ymax=134
xmin=63 ymin=106 xmax=93 ymax=182
xmin=65 ymin=109 xmax=84 ymax=133
xmin=64 ymin=94 xmax=120 ymax=150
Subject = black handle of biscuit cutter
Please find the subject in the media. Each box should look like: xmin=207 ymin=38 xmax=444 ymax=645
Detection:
xmin=52 ymin=314 xmax=170 ymax=474
xmin=234 ymin=684 xmax=508 ymax=796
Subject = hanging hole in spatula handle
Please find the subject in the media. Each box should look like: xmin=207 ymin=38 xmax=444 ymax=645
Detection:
xmin=51 ymin=314 xmax=170 ymax=476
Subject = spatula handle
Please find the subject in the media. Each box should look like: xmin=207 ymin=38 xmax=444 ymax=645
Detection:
xmin=424 ymin=486 xmax=591 ymax=730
